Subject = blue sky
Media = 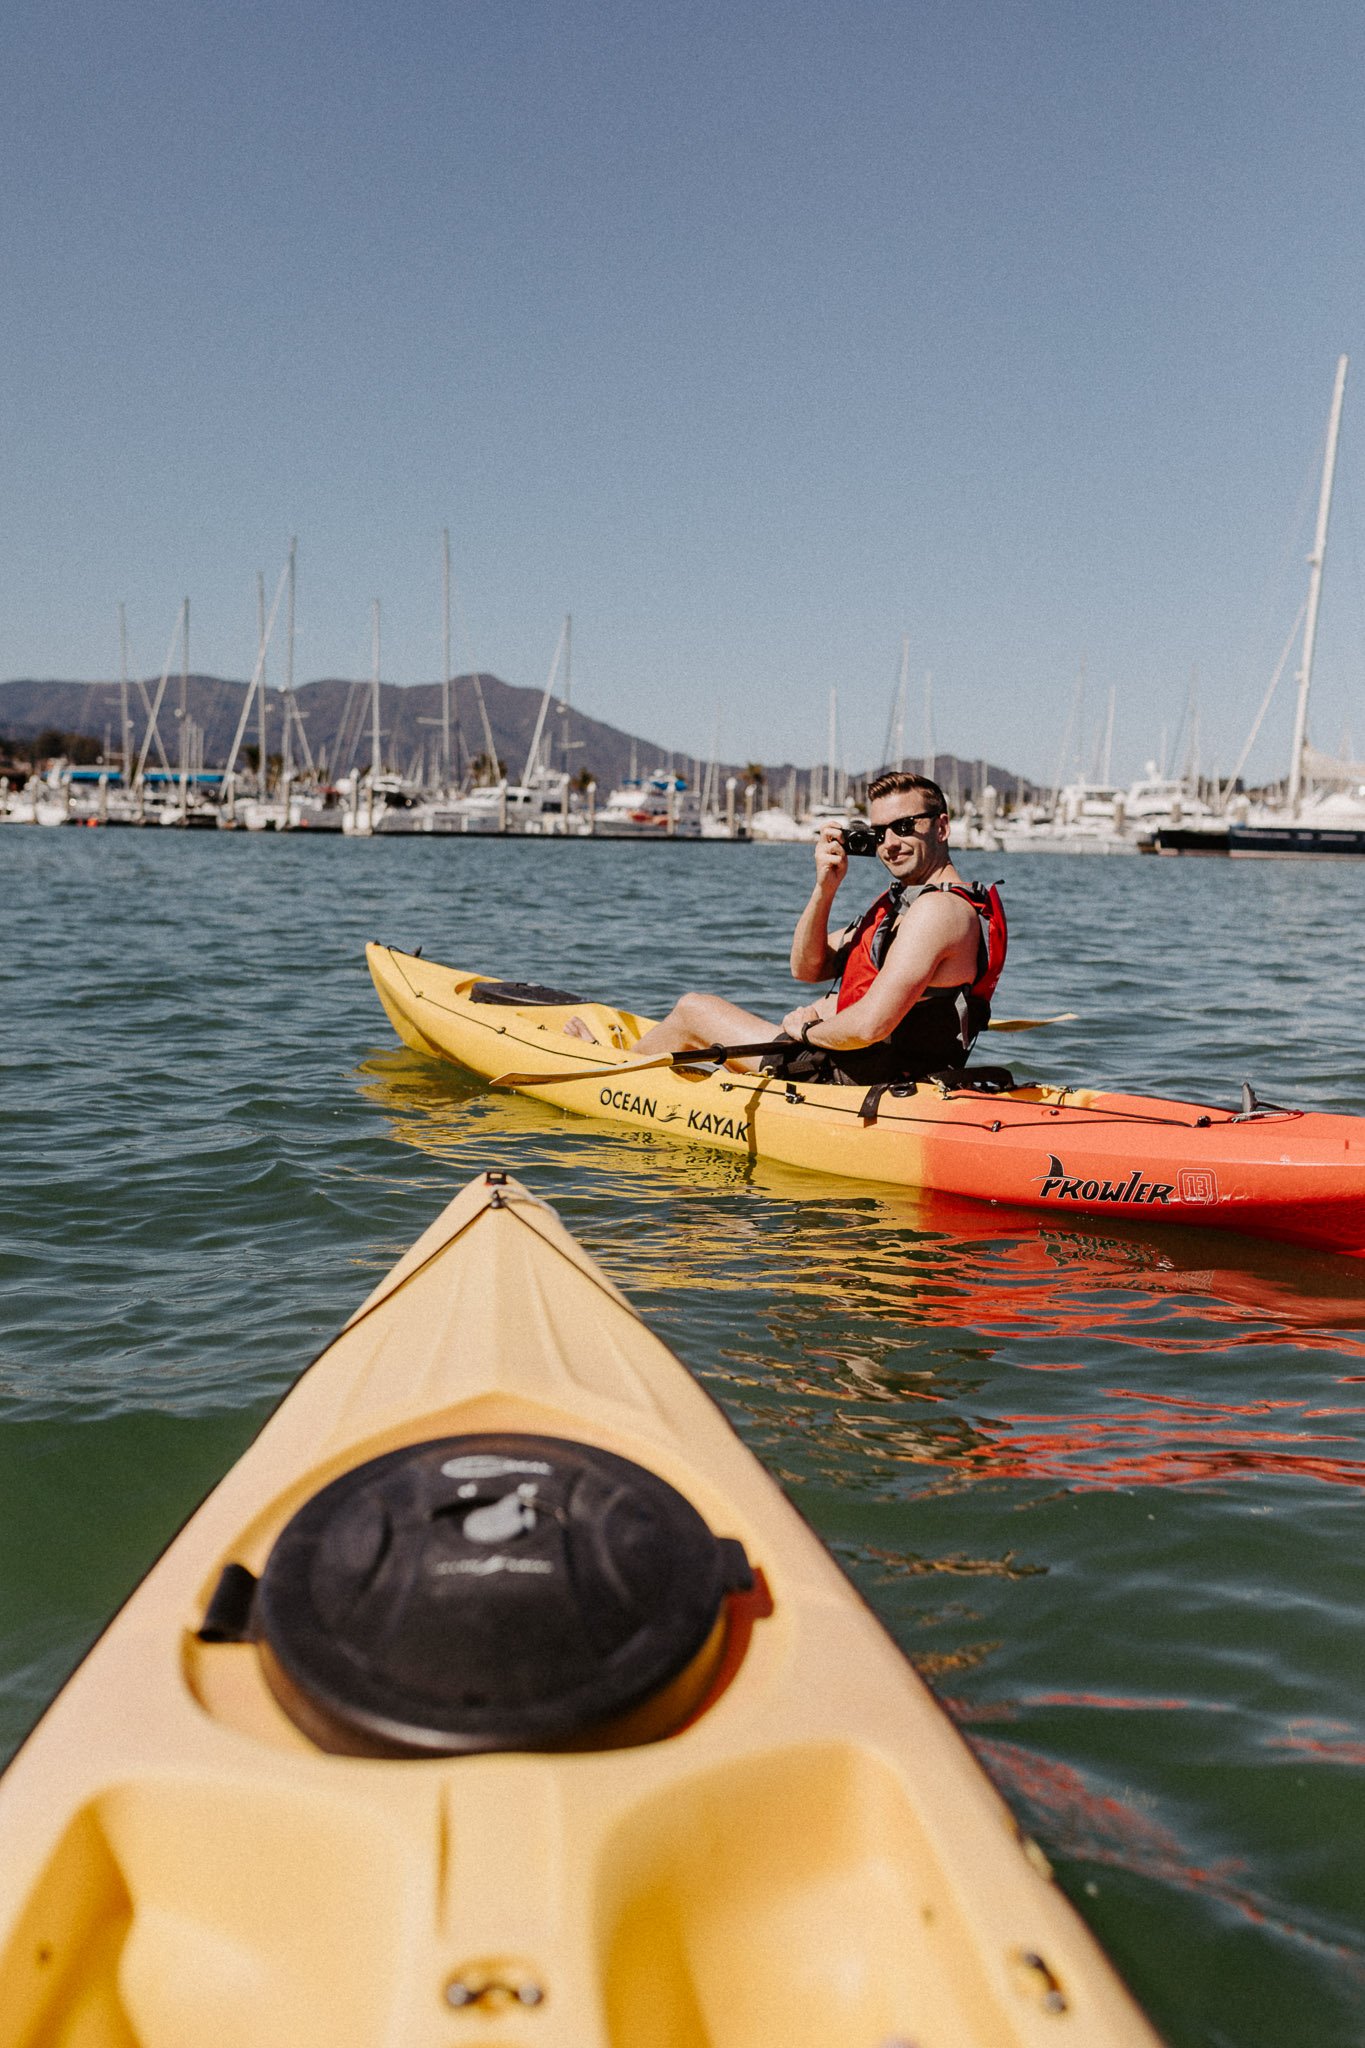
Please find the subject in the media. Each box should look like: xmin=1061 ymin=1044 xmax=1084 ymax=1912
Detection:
xmin=3 ymin=0 xmax=1365 ymax=782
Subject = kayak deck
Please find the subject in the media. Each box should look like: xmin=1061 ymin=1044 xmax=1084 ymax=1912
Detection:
xmin=0 ymin=1173 xmax=1159 ymax=2047
xmin=367 ymin=944 xmax=1365 ymax=1257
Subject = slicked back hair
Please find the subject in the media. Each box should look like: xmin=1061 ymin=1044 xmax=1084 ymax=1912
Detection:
xmin=867 ymin=770 xmax=948 ymax=814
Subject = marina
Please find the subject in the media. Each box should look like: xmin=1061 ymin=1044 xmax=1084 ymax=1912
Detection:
xmin=10 ymin=352 xmax=1365 ymax=860
xmin=10 ymin=750 xmax=1362 ymax=854
xmin=17 ymin=412 xmax=1365 ymax=854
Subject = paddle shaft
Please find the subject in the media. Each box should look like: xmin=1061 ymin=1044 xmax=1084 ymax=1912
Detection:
xmin=491 ymin=1016 xmax=1076 ymax=1091
xmin=492 ymin=1039 xmax=788 ymax=1089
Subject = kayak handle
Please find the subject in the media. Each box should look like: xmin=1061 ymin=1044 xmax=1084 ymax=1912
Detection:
xmin=197 ymin=1562 xmax=259 ymax=1643
xmin=446 ymin=1967 xmax=545 ymax=2011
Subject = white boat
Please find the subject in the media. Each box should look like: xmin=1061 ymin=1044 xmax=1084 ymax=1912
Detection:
xmin=748 ymin=805 xmax=813 ymax=842
xmin=1020 ymin=782 xmax=1137 ymax=855
xmin=341 ymin=772 xmax=427 ymax=836
xmin=1229 ymin=783 xmax=1365 ymax=856
xmin=1227 ymin=358 xmax=1365 ymax=857
xmin=0 ymin=777 xmax=55 ymax=825
xmin=1000 ymin=767 xmax=1218 ymax=855
xmin=33 ymin=770 xmax=75 ymax=827
xmin=424 ymin=784 xmax=503 ymax=833
xmin=335 ymin=603 xmax=430 ymax=835
xmin=593 ymin=771 xmax=697 ymax=837
xmin=4 ymin=763 xmax=165 ymax=829
xmin=238 ymin=784 xmax=344 ymax=832
xmin=425 ymin=772 xmax=569 ymax=834
xmin=949 ymin=785 xmax=1005 ymax=852
xmin=700 ymin=808 xmax=749 ymax=839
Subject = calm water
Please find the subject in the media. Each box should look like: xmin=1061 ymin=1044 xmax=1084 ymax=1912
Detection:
xmin=3 ymin=829 xmax=1365 ymax=2045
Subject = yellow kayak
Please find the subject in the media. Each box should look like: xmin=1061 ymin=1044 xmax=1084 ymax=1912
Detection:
xmin=0 ymin=1172 xmax=1159 ymax=2047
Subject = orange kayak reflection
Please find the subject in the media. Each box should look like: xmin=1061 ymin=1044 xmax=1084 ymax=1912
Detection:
xmin=359 ymin=1050 xmax=1365 ymax=1498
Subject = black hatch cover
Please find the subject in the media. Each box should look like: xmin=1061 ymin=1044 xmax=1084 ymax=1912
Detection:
xmin=254 ymin=1432 xmax=752 ymax=1757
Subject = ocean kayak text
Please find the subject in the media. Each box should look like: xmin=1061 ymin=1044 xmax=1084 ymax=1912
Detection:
xmin=598 ymin=1086 xmax=746 ymax=1142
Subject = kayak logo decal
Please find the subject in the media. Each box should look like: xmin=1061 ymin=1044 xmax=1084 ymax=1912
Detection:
xmin=441 ymin=1455 xmax=551 ymax=1480
xmin=434 ymin=1555 xmax=555 ymax=1577
xmin=1177 ymin=1168 xmax=1219 ymax=1204
xmin=1036 ymin=1154 xmax=1176 ymax=1205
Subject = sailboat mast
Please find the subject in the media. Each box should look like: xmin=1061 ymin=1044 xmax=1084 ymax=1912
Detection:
xmin=180 ymin=599 xmax=190 ymax=814
xmin=442 ymin=529 xmax=452 ymax=795
xmin=826 ymin=687 xmax=837 ymax=807
xmin=881 ymin=636 xmax=909 ymax=771
xmin=449 ymin=560 xmax=499 ymax=785
xmin=560 ymin=613 xmax=572 ymax=777
xmin=371 ymin=600 xmax=382 ymax=777
xmin=1052 ymin=663 xmax=1084 ymax=807
xmin=894 ymin=634 xmax=908 ymax=768
xmin=257 ymin=573 xmax=268 ymax=794
xmin=1183 ymin=667 xmax=1199 ymax=790
xmin=1287 ymin=353 xmax=1348 ymax=812
xmin=118 ymin=603 xmax=132 ymax=783
xmin=520 ymin=615 xmax=568 ymax=789
xmin=179 ymin=599 xmax=189 ymax=777
xmin=282 ymin=538 xmax=296 ymax=787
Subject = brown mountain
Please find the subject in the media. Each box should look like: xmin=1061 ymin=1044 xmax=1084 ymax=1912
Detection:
xmin=0 ymin=673 xmax=1028 ymax=800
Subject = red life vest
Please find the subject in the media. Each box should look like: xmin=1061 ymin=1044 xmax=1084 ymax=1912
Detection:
xmin=836 ymin=881 xmax=1007 ymax=1053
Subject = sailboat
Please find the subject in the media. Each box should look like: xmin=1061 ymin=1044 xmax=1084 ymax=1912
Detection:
xmin=805 ymin=685 xmax=852 ymax=831
xmin=232 ymin=545 xmax=341 ymax=831
xmin=341 ymin=602 xmax=425 ymax=835
xmin=1228 ymin=355 xmax=1365 ymax=856
xmin=427 ymin=617 xmax=573 ymax=834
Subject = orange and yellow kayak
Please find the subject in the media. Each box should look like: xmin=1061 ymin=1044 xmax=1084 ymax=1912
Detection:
xmin=367 ymin=945 xmax=1365 ymax=1257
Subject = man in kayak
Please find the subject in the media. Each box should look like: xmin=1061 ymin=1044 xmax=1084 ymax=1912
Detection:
xmin=583 ymin=771 xmax=1004 ymax=1086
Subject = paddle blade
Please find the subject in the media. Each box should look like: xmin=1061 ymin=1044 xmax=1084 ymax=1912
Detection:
xmin=987 ymin=1012 xmax=1078 ymax=1032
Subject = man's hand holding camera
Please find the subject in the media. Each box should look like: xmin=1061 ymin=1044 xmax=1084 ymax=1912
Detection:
xmin=814 ymin=820 xmax=848 ymax=891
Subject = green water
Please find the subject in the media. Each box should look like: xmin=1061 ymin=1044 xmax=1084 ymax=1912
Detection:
xmin=3 ymin=829 xmax=1364 ymax=2044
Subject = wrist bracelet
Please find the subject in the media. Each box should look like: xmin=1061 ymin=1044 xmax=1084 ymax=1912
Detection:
xmin=799 ymin=1018 xmax=818 ymax=1045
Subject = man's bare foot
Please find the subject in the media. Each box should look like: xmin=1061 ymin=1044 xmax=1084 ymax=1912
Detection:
xmin=563 ymin=1015 xmax=599 ymax=1044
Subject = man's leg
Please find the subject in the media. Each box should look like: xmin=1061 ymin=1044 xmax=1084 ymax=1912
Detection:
xmin=627 ymin=991 xmax=780 ymax=1069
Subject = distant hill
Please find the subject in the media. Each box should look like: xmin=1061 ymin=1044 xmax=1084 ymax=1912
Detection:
xmin=0 ymin=673 xmax=1029 ymax=802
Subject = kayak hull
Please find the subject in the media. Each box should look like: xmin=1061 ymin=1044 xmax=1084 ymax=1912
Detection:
xmin=367 ymin=944 xmax=1365 ymax=1257
xmin=0 ymin=1173 xmax=1160 ymax=2047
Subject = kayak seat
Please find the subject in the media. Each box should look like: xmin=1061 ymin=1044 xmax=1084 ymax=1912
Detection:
xmin=470 ymin=979 xmax=589 ymax=1007
xmin=925 ymin=1065 xmax=1017 ymax=1094
xmin=858 ymin=1065 xmax=1018 ymax=1123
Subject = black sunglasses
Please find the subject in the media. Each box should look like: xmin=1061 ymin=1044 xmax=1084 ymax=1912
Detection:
xmin=872 ymin=811 xmax=943 ymax=845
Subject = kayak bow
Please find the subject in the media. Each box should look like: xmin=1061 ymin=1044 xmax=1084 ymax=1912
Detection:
xmin=367 ymin=945 xmax=1365 ymax=1257
xmin=0 ymin=1172 xmax=1159 ymax=2047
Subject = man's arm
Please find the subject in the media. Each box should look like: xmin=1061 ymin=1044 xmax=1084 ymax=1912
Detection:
xmin=790 ymin=824 xmax=851 ymax=982
xmin=784 ymin=894 xmax=972 ymax=1050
